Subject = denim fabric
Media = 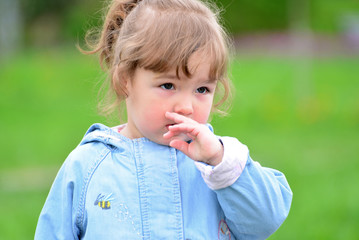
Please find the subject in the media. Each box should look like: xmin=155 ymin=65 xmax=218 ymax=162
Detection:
xmin=35 ymin=123 xmax=292 ymax=240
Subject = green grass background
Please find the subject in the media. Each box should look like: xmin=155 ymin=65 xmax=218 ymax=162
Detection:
xmin=0 ymin=47 xmax=358 ymax=239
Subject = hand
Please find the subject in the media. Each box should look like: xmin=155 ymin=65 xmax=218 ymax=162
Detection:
xmin=163 ymin=112 xmax=224 ymax=166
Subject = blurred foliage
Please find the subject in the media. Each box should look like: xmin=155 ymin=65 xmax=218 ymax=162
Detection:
xmin=218 ymin=0 xmax=289 ymax=32
xmin=20 ymin=0 xmax=104 ymax=45
xmin=310 ymin=0 xmax=359 ymax=32
xmin=20 ymin=0 xmax=71 ymax=21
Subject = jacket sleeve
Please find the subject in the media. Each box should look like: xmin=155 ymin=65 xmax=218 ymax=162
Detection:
xmin=34 ymin=154 xmax=84 ymax=240
xmin=195 ymin=137 xmax=293 ymax=240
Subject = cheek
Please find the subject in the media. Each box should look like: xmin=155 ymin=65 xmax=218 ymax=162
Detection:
xmin=194 ymin=101 xmax=213 ymax=124
xmin=141 ymin=99 xmax=167 ymax=122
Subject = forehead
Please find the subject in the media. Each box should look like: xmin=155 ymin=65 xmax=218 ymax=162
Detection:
xmin=156 ymin=52 xmax=213 ymax=81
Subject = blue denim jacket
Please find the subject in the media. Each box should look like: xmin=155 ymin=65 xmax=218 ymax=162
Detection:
xmin=35 ymin=123 xmax=292 ymax=240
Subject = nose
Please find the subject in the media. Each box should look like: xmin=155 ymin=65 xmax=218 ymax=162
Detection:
xmin=174 ymin=97 xmax=193 ymax=116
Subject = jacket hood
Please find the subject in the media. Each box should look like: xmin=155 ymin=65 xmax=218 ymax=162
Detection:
xmin=79 ymin=123 xmax=137 ymax=149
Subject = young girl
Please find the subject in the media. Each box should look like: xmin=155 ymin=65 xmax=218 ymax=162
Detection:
xmin=35 ymin=0 xmax=292 ymax=239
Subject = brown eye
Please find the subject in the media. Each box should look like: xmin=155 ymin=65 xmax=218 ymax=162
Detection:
xmin=160 ymin=83 xmax=174 ymax=90
xmin=196 ymin=87 xmax=209 ymax=94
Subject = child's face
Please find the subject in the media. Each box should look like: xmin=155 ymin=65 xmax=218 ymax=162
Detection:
xmin=122 ymin=53 xmax=217 ymax=145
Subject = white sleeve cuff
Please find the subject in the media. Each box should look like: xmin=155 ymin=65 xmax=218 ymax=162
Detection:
xmin=194 ymin=137 xmax=249 ymax=190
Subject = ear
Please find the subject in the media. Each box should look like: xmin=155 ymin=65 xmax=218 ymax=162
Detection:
xmin=112 ymin=65 xmax=130 ymax=98
xmin=124 ymin=74 xmax=130 ymax=91
xmin=122 ymin=73 xmax=132 ymax=98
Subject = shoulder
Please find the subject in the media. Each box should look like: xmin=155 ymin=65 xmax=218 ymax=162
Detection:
xmin=67 ymin=141 xmax=111 ymax=169
xmin=55 ymin=141 xmax=112 ymax=192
